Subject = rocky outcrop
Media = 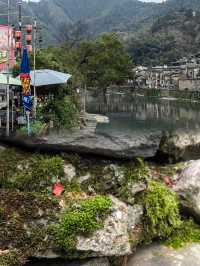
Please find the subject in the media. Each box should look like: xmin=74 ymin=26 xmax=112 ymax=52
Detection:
xmin=0 ymin=188 xmax=144 ymax=264
xmin=173 ymin=159 xmax=200 ymax=220
xmin=35 ymin=196 xmax=143 ymax=259
xmin=0 ymin=131 xmax=161 ymax=159
xmin=25 ymin=258 xmax=110 ymax=266
xmin=159 ymin=130 xmax=200 ymax=162
xmin=34 ymin=196 xmax=143 ymax=259
xmin=127 ymin=243 xmax=200 ymax=266
xmin=3 ymin=127 xmax=200 ymax=162
xmin=76 ymin=196 xmax=143 ymax=257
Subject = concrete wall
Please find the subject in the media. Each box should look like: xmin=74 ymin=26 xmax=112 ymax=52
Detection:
xmin=179 ymin=79 xmax=200 ymax=91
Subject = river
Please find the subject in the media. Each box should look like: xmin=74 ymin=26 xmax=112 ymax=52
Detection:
xmin=86 ymin=92 xmax=200 ymax=137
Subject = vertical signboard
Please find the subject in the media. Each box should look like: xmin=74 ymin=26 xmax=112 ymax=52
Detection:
xmin=0 ymin=25 xmax=15 ymax=71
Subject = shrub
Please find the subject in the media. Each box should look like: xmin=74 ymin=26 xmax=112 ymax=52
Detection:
xmin=142 ymin=181 xmax=182 ymax=242
xmin=17 ymin=120 xmax=45 ymax=137
xmin=44 ymin=96 xmax=79 ymax=129
xmin=55 ymin=195 xmax=112 ymax=250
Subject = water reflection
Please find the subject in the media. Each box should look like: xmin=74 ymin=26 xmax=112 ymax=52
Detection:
xmin=86 ymin=93 xmax=200 ymax=136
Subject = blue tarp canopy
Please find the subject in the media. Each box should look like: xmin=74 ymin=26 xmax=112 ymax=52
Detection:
xmin=17 ymin=69 xmax=72 ymax=87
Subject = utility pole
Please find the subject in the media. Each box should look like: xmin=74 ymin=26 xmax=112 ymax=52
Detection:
xmin=6 ymin=0 xmax=10 ymax=137
xmin=18 ymin=0 xmax=22 ymax=58
xmin=33 ymin=19 xmax=37 ymax=117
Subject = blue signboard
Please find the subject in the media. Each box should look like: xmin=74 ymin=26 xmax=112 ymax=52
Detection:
xmin=22 ymin=95 xmax=33 ymax=112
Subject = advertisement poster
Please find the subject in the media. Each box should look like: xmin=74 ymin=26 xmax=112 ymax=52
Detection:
xmin=0 ymin=25 xmax=15 ymax=71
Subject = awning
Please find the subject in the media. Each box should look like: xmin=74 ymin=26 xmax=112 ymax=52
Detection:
xmin=18 ymin=69 xmax=72 ymax=87
xmin=0 ymin=73 xmax=21 ymax=86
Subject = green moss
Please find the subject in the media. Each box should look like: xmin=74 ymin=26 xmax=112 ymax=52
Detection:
xmin=55 ymin=195 xmax=112 ymax=250
xmin=0 ymin=189 xmax=59 ymax=264
xmin=117 ymin=158 xmax=150 ymax=203
xmin=64 ymin=180 xmax=82 ymax=193
xmin=166 ymin=219 xmax=200 ymax=249
xmin=124 ymin=158 xmax=150 ymax=183
xmin=142 ymin=181 xmax=182 ymax=243
xmin=0 ymin=250 xmax=26 ymax=266
xmin=0 ymin=149 xmax=64 ymax=192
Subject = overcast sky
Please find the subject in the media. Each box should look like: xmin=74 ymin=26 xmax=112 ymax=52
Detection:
xmin=26 ymin=0 xmax=164 ymax=2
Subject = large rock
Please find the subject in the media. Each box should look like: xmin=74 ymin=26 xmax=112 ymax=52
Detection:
xmin=127 ymin=243 xmax=200 ymax=266
xmin=76 ymin=196 xmax=143 ymax=257
xmin=64 ymin=163 xmax=76 ymax=182
xmin=25 ymin=258 xmax=110 ymax=266
xmin=0 ymin=132 xmax=161 ymax=159
xmin=159 ymin=130 xmax=200 ymax=162
xmin=35 ymin=196 xmax=143 ymax=259
xmin=173 ymin=159 xmax=200 ymax=220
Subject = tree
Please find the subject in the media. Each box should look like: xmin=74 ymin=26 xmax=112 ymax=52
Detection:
xmin=28 ymin=33 xmax=133 ymax=92
xmin=76 ymin=33 xmax=134 ymax=91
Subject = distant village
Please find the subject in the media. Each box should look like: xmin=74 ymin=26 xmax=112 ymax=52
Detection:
xmin=134 ymin=53 xmax=200 ymax=91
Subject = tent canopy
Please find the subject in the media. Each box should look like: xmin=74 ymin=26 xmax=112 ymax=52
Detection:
xmin=18 ymin=69 xmax=72 ymax=87
xmin=0 ymin=73 xmax=21 ymax=86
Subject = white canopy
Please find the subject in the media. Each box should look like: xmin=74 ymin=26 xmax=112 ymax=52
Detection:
xmin=17 ymin=69 xmax=72 ymax=87
xmin=0 ymin=73 xmax=21 ymax=86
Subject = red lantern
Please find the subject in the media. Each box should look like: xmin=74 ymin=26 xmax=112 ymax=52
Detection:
xmin=26 ymin=45 xmax=33 ymax=53
xmin=15 ymin=31 xmax=22 ymax=39
xmin=26 ymin=24 xmax=33 ymax=33
xmin=26 ymin=34 xmax=32 ymax=42
xmin=15 ymin=41 xmax=22 ymax=49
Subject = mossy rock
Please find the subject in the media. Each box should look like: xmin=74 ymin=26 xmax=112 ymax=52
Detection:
xmin=55 ymin=195 xmax=112 ymax=251
xmin=0 ymin=149 xmax=64 ymax=192
xmin=0 ymin=189 xmax=60 ymax=264
xmin=141 ymin=180 xmax=182 ymax=243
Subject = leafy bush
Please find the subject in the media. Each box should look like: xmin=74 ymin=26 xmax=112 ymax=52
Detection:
xmin=142 ymin=181 xmax=181 ymax=242
xmin=17 ymin=120 xmax=45 ymax=137
xmin=31 ymin=121 xmax=45 ymax=136
xmin=55 ymin=195 xmax=112 ymax=250
xmin=43 ymin=96 xmax=79 ymax=130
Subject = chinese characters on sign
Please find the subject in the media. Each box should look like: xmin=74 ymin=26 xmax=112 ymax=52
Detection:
xmin=0 ymin=25 xmax=15 ymax=71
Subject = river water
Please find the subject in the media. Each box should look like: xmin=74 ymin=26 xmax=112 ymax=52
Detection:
xmin=86 ymin=92 xmax=200 ymax=136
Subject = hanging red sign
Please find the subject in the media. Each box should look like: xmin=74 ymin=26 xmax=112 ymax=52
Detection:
xmin=0 ymin=25 xmax=15 ymax=71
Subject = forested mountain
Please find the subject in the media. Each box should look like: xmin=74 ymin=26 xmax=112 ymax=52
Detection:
xmin=23 ymin=0 xmax=200 ymax=44
xmin=25 ymin=0 xmax=164 ymax=43
xmin=1 ymin=0 xmax=200 ymax=65
xmin=127 ymin=9 xmax=200 ymax=65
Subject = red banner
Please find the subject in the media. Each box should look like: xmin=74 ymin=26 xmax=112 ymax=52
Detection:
xmin=0 ymin=25 xmax=15 ymax=71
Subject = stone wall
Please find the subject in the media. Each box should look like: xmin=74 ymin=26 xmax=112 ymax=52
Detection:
xmin=179 ymin=79 xmax=200 ymax=91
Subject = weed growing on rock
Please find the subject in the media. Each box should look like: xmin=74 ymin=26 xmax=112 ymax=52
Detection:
xmin=55 ymin=195 xmax=112 ymax=250
xmin=142 ymin=180 xmax=182 ymax=242
xmin=117 ymin=158 xmax=150 ymax=203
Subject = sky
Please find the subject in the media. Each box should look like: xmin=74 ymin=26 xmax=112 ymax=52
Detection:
xmin=142 ymin=0 xmax=163 ymax=2
xmin=25 ymin=0 xmax=164 ymax=2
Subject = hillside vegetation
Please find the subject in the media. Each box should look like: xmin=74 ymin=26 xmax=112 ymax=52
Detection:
xmin=127 ymin=9 xmax=200 ymax=65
